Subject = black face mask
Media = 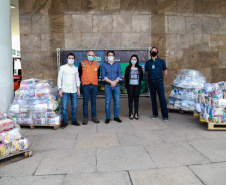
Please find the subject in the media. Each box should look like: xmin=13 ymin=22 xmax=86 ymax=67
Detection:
xmin=151 ymin=52 xmax=157 ymax=57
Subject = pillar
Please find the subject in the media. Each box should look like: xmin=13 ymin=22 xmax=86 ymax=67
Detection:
xmin=0 ymin=0 xmax=14 ymax=112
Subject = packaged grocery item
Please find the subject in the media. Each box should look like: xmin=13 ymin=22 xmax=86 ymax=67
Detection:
xmin=168 ymin=69 xmax=206 ymax=112
xmin=9 ymin=78 xmax=60 ymax=125
xmin=19 ymin=137 xmax=29 ymax=150
xmin=0 ymin=143 xmax=6 ymax=156
xmin=195 ymin=103 xmax=201 ymax=112
xmin=219 ymin=99 xmax=226 ymax=108
xmin=3 ymin=119 xmax=14 ymax=131
xmin=1 ymin=127 xmax=22 ymax=144
xmin=10 ymin=140 xmax=20 ymax=153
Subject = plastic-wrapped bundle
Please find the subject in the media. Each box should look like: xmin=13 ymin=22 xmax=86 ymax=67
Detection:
xmin=181 ymin=100 xmax=195 ymax=111
xmin=172 ymin=69 xmax=206 ymax=89
xmin=169 ymin=88 xmax=196 ymax=100
xmin=1 ymin=127 xmax=22 ymax=144
xmin=9 ymin=137 xmax=30 ymax=153
xmin=197 ymin=81 xmax=226 ymax=123
xmin=9 ymin=78 xmax=61 ymax=126
xmin=0 ymin=110 xmax=8 ymax=120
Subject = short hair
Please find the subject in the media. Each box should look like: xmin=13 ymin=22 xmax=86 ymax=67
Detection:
xmin=150 ymin=47 xmax=158 ymax=53
xmin=67 ymin=53 xmax=75 ymax=59
xmin=88 ymin=50 xmax=95 ymax=55
xmin=107 ymin=51 xmax=115 ymax=56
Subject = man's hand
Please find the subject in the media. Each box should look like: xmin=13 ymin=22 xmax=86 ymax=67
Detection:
xmin=59 ymin=89 xmax=64 ymax=97
xmin=77 ymin=87 xmax=80 ymax=96
xmin=111 ymin=81 xmax=117 ymax=87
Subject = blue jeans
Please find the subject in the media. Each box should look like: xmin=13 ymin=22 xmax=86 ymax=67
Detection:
xmin=62 ymin=92 xmax=78 ymax=123
xmin=105 ymin=84 xmax=120 ymax=119
xmin=82 ymin=85 xmax=98 ymax=118
xmin=148 ymin=79 xmax=168 ymax=119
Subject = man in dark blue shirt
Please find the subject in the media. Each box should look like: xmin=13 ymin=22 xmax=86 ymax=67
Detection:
xmin=145 ymin=47 xmax=168 ymax=121
xmin=101 ymin=51 xmax=122 ymax=124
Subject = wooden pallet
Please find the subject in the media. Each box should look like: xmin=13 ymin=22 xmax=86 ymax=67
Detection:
xmin=168 ymin=108 xmax=194 ymax=114
xmin=193 ymin=111 xmax=200 ymax=119
xmin=19 ymin=123 xmax=61 ymax=130
xmin=207 ymin=122 xmax=226 ymax=131
xmin=0 ymin=148 xmax=33 ymax=167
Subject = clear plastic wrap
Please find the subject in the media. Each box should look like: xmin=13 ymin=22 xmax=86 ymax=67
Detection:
xmin=168 ymin=69 xmax=206 ymax=111
xmin=196 ymin=81 xmax=226 ymax=123
xmin=9 ymin=78 xmax=61 ymax=126
xmin=172 ymin=69 xmax=206 ymax=88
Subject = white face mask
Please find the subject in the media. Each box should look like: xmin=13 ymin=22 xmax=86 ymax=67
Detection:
xmin=108 ymin=56 xmax=114 ymax=62
xmin=68 ymin=59 xmax=74 ymax=64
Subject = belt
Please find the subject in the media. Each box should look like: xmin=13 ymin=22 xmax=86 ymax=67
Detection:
xmin=149 ymin=78 xmax=162 ymax=82
xmin=105 ymin=83 xmax=111 ymax=86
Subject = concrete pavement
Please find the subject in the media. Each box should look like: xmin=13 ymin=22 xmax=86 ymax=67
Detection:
xmin=1 ymin=97 xmax=226 ymax=185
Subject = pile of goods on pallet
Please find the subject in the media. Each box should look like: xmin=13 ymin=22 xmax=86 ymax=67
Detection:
xmin=8 ymin=78 xmax=61 ymax=126
xmin=0 ymin=111 xmax=30 ymax=157
xmin=167 ymin=69 xmax=206 ymax=111
xmin=195 ymin=81 xmax=226 ymax=123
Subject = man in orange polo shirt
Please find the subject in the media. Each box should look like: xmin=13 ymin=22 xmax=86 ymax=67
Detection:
xmin=78 ymin=51 xmax=100 ymax=125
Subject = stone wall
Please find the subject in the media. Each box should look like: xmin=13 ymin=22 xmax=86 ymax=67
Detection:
xmin=19 ymin=0 xmax=226 ymax=93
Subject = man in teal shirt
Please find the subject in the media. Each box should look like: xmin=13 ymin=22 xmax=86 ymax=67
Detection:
xmin=145 ymin=47 xmax=168 ymax=122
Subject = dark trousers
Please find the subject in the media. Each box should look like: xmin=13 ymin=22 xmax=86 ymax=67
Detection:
xmin=127 ymin=85 xmax=140 ymax=116
xmin=148 ymin=79 xmax=168 ymax=118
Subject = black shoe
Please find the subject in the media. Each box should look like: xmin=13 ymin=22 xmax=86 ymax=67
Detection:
xmin=105 ymin=119 xmax=110 ymax=124
xmin=61 ymin=121 xmax=68 ymax=129
xmin=114 ymin=117 xmax=122 ymax=122
xmin=129 ymin=114 xmax=133 ymax=120
xmin=71 ymin=121 xmax=80 ymax=126
xmin=134 ymin=113 xmax=139 ymax=120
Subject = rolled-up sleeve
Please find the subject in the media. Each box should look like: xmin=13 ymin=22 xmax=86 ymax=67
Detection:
xmin=75 ymin=68 xmax=80 ymax=87
xmin=57 ymin=67 xmax=63 ymax=89
xmin=116 ymin=63 xmax=122 ymax=80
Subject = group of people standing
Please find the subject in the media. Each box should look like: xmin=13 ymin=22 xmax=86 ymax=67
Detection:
xmin=57 ymin=48 xmax=168 ymax=128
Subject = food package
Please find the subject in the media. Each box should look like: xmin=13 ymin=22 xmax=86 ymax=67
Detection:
xmin=9 ymin=78 xmax=60 ymax=126
xmin=1 ymin=127 xmax=22 ymax=144
xmin=10 ymin=138 xmax=29 ymax=152
xmin=174 ymin=100 xmax=181 ymax=109
xmin=19 ymin=138 xmax=29 ymax=150
xmin=195 ymin=103 xmax=201 ymax=112
xmin=0 ymin=110 xmax=7 ymax=120
xmin=219 ymin=99 xmax=226 ymax=108
xmin=172 ymin=69 xmax=206 ymax=88
xmin=10 ymin=140 xmax=20 ymax=153
xmin=211 ymin=108 xmax=224 ymax=117
xmin=0 ymin=143 xmax=6 ymax=156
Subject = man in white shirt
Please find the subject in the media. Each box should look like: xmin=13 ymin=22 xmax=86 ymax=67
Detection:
xmin=57 ymin=53 xmax=80 ymax=128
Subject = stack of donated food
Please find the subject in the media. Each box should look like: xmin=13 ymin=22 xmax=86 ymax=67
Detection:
xmin=167 ymin=69 xmax=206 ymax=111
xmin=0 ymin=111 xmax=30 ymax=157
xmin=8 ymin=78 xmax=61 ymax=126
xmin=195 ymin=81 xmax=226 ymax=123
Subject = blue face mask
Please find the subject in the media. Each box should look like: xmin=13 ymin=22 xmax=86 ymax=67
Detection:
xmin=88 ymin=56 xmax=94 ymax=61
xmin=131 ymin=60 xmax=137 ymax=65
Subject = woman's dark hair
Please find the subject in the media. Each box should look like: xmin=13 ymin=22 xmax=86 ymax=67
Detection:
xmin=67 ymin=53 xmax=75 ymax=59
xmin=107 ymin=50 xmax=115 ymax=56
xmin=129 ymin=54 xmax=139 ymax=68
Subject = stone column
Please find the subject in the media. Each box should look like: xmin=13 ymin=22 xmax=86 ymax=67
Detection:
xmin=0 ymin=0 xmax=14 ymax=112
